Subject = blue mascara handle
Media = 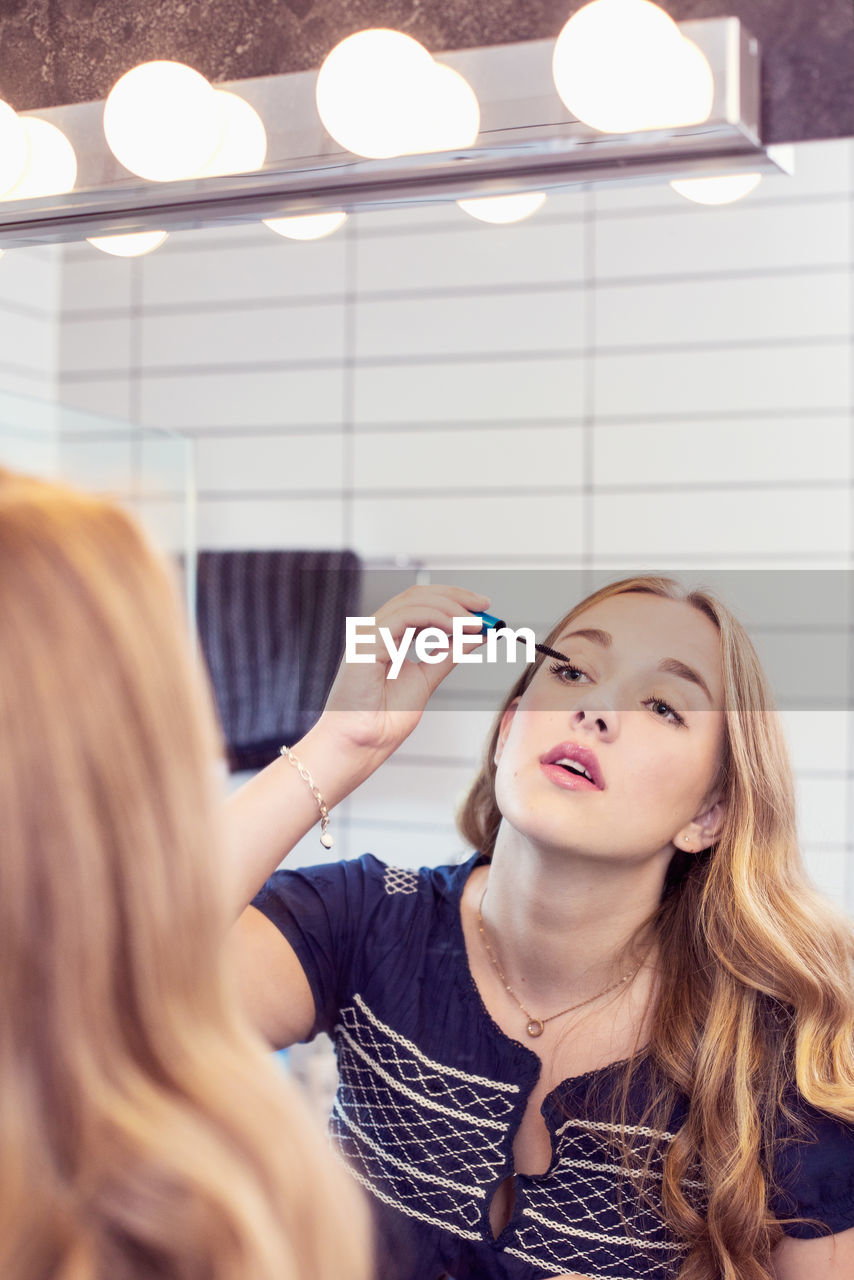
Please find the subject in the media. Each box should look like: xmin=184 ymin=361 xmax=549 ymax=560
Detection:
xmin=469 ymin=609 xmax=507 ymax=633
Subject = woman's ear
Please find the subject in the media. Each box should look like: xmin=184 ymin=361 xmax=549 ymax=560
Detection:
xmin=675 ymin=795 xmax=727 ymax=852
xmin=494 ymin=698 xmax=520 ymax=766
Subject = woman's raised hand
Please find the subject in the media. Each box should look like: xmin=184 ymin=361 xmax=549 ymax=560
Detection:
xmin=225 ymin=585 xmax=489 ymax=914
xmin=316 ymin=584 xmax=491 ymax=760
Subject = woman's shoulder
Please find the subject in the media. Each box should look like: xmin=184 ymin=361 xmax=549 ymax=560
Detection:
xmin=249 ymin=850 xmax=485 ymax=1041
xmin=255 ymin=847 xmax=479 ymax=902
xmin=356 ymin=849 xmax=481 ymax=902
xmin=252 ymin=848 xmax=483 ymax=940
xmin=309 ymin=847 xmax=482 ymax=905
xmin=770 ymin=1085 xmax=854 ymax=1238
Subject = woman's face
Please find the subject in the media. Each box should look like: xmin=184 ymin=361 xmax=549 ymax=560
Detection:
xmin=493 ymin=593 xmax=726 ymax=863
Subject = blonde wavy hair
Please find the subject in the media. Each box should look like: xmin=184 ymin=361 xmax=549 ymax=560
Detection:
xmin=0 ymin=467 xmax=371 ymax=1280
xmin=458 ymin=574 xmax=854 ymax=1280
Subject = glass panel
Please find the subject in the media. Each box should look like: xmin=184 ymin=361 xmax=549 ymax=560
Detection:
xmin=0 ymin=388 xmax=196 ymax=629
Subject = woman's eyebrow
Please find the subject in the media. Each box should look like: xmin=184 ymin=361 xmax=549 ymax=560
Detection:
xmin=657 ymin=658 xmax=713 ymax=704
xmin=561 ymin=627 xmax=612 ymax=649
xmin=552 ymin=628 xmax=714 ymax=704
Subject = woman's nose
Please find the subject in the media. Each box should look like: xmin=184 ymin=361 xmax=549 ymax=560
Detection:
xmin=570 ymin=695 xmax=616 ymax=735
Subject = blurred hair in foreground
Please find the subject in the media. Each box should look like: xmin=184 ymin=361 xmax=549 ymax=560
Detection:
xmin=0 ymin=466 xmax=371 ymax=1280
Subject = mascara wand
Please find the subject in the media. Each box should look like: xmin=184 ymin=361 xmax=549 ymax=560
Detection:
xmin=469 ymin=612 xmax=570 ymax=664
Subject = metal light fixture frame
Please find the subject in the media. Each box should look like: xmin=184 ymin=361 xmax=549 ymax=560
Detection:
xmin=0 ymin=17 xmax=790 ymax=248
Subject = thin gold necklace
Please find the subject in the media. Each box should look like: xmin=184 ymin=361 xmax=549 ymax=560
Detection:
xmin=477 ymin=886 xmax=640 ymax=1038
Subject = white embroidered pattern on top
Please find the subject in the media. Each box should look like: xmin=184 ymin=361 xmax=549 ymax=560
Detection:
xmin=331 ymin=992 xmax=705 ymax=1277
xmin=331 ymin=993 xmax=518 ymax=1239
xmin=505 ymin=1115 xmax=698 ymax=1280
xmin=382 ymin=866 xmax=420 ymax=895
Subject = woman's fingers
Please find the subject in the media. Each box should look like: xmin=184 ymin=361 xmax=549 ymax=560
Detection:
xmin=376 ymin=585 xmax=489 ymax=618
xmin=411 ymin=645 xmax=473 ymax=698
xmin=347 ymin=611 xmax=486 ymax=685
xmin=319 ymin=585 xmax=493 ymax=756
xmin=368 ymin=606 xmax=484 ymax=649
xmin=372 ymin=586 xmax=491 ymax=645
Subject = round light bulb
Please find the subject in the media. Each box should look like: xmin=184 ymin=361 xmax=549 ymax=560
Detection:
xmin=456 ymin=192 xmax=546 ymax=224
xmin=87 ymin=230 xmax=168 ymax=257
xmin=403 ymin=62 xmax=480 ymax=155
xmin=0 ymin=100 xmax=28 ymax=196
xmin=553 ymin=0 xmax=714 ymax=133
xmin=316 ymin=29 xmax=478 ymax=158
xmin=196 ymin=91 xmax=267 ymax=177
xmin=662 ymin=37 xmax=715 ymax=129
xmin=104 ymin=61 xmax=222 ymax=181
xmin=263 ymin=211 xmax=348 ymax=240
xmin=670 ymin=173 xmax=762 ymax=204
xmin=317 ymin=30 xmax=434 ymax=158
xmin=1 ymin=118 xmax=77 ymax=200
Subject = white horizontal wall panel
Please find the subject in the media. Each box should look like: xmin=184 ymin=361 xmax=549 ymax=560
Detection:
xmin=596 ymin=272 xmax=850 ymax=348
xmin=355 ymin=219 xmax=585 ymax=293
xmin=353 ymin=423 xmax=581 ymax=492
xmin=195 ymin=431 xmax=346 ymax=494
xmin=353 ymin=492 xmax=584 ymax=560
xmin=355 ymin=287 xmax=585 ymax=360
xmin=140 ymin=232 xmax=348 ymax=307
xmin=140 ymin=367 xmax=346 ymax=431
xmin=196 ymin=495 xmax=345 ymax=548
xmin=355 ymin=356 xmax=584 ymax=425
xmin=594 ymin=345 xmax=850 ymax=418
xmin=593 ymin=488 xmax=849 ymax=558
xmin=594 ymin=417 xmax=849 ymax=487
xmin=141 ymin=301 xmax=347 ymax=369
xmin=595 ymin=201 xmax=851 ymax=279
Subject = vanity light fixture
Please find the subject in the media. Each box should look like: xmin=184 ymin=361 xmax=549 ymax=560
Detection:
xmin=315 ymin=29 xmax=480 ymax=159
xmin=456 ymin=193 xmax=547 ymax=224
xmin=0 ymin=21 xmax=791 ymax=250
xmin=552 ymin=0 xmax=714 ymax=133
xmin=262 ymin=211 xmax=348 ymax=240
xmin=0 ymin=118 xmax=77 ymax=201
xmin=86 ymin=230 xmax=168 ymax=256
xmin=669 ymin=172 xmax=763 ymax=203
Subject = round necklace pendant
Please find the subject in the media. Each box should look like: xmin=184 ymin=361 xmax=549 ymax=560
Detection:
xmin=526 ymin=1019 xmax=545 ymax=1038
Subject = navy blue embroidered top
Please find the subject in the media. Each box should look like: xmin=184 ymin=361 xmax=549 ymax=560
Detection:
xmin=251 ymin=852 xmax=854 ymax=1280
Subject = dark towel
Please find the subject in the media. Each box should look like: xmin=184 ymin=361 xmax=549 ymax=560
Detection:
xmin=196 ymin=549 xmax=362 ymax=772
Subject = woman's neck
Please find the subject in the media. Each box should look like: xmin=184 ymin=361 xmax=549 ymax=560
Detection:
xmin=479 ymin=825 xmax=672 ymax=1008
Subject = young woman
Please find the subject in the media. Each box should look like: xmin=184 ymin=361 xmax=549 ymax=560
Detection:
xmin=228 ymin=578 xmax=854 ymax=1280
xmin=0 ymin=467 xmax=371 ymax=1280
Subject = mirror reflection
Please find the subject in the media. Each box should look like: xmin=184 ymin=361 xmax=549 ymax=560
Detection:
xmin=2 ymin=121 xmax=854 ymax=1280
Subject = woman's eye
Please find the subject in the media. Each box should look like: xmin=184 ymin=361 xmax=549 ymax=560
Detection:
xmin=548 ymin=660 xmax=588 ymax=683
xmin=548 ymin=662 xmax=686 ymax=727
xmin=645 ymin=695 xmax=685 ymax=727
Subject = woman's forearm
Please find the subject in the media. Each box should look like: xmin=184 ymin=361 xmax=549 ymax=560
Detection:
xmin=222 ymin=584 xmax=490 ymax=913
xmin=223 ymin=719 xmax=387 ymax=914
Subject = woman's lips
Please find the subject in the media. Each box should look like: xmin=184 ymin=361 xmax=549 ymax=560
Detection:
xmin=539 ymin=761 xmax=600 ymax=791
xmin=540 ymin=742 xmax=603 ymax=788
